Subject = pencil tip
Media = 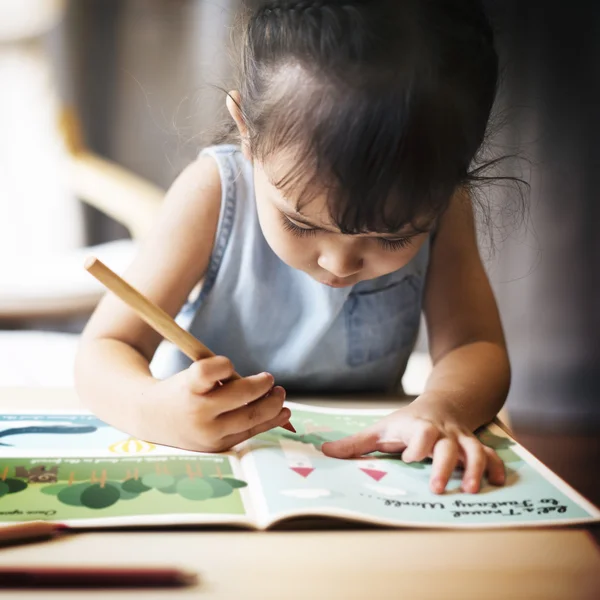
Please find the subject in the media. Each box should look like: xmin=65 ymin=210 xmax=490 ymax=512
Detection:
xmin=281 ymin=422 xmax=297 ymax=434
xmin=177 ymin=570 xmax=199 ymax=586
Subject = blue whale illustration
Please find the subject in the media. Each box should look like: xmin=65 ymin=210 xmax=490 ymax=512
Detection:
xmin=0 ymin=425 xmax=97 ymax=446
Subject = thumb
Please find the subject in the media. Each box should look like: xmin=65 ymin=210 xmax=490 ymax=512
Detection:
xmin=321 ymin=430 xmax=380 ymax=459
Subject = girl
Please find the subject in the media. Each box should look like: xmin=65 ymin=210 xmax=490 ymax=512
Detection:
xmin=76 ymin=0 xmax=511 ymax=494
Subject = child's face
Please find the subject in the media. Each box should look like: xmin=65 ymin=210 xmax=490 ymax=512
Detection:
xmin=253 ymin=161 xmax=429 ymax=287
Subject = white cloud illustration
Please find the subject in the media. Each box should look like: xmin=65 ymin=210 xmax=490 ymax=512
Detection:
xmin=281 ymin=488 xmax=332 ymax=499
xmin=364 ymin=483 xmax=408 ymax=497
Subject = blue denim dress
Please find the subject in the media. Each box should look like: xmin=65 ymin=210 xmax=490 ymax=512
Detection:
xmin=151 ymin=146 xmax=430 ymax=393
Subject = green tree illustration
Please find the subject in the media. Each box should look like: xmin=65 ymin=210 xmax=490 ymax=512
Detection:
xmin=41 ymin=462 xmax=248 ymax=510
xmin=145 ymin=463 xmax=248 ymax=501
xmin=0 ymin=466 xmax=29 ymax=497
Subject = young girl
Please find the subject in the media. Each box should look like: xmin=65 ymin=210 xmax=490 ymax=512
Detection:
xmin=76 ymin=0 xmax=510 ymax=495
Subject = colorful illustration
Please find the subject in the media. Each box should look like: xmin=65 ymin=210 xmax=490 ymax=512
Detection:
xmin=0 ymin=420 xmax=97 ymax=446
xmin=279 ymin=439 xmax=320 ymax=478
xmin=15 ymin=464 xmax=59 ymax=483
xmin=0 ymin=465 xmax=29 ymax=497
xmin=358 ymin=460 xmax=389 ymax=482
xmin=0 ymin=408 xmax=598 ymax=529
xmin=0 ymin=414 xmax=190 ymax=457
xmin=108 ymin=438 xmax=157 ymax=455
xmin=0 ymin=456 xmax=248 ymax=523
xmin=245 ymin=406 xmax=597 ymax=526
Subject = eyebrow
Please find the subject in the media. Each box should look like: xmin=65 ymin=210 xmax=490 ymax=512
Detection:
xmin=280 ymin=206 xmax=425 ymax=239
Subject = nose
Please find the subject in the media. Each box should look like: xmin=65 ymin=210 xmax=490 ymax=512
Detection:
xmin=317 ymin=247 xmax=363 ymax=279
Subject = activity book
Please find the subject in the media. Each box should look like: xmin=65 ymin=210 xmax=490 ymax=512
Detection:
xmin=0 ymin=403 xmax=598 ymax=530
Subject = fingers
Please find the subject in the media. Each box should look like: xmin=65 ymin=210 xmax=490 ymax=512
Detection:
xmin=483 ymin=445 xmax=506 ymax=487
xmin=458 ymin=436 xmax=506 ymax=493
xmin=204 ymin=372 xmax=276 ymax=414
xmin=400 ymin=422 xmax=440 ymax=462
xmin=217 ymin=386 xmax=287 ymax=435
xmin=187 ymin=356 xmax=236 ymax=394
xmin=321 ymin=429 xmax=380 ymax=458
xmin=458 ymin=435 xmax=487 ymax=493
xmin=430 ymin=438 xmax=459 ymax=494
xmin=428 ymin=435 xmax=507 ymax=494
xmin=218 ymin=407 xmax=292 ymax=450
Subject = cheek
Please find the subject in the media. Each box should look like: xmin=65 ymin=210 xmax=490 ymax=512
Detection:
xmin=366 ymin=241 xmax=425 ymax=275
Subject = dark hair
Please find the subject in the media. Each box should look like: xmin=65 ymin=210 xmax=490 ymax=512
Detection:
xmin=222 ymin=0 xmax=502 ymax=234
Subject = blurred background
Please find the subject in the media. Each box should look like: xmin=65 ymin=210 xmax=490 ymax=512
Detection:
xmin=0 ymin=1 xmax=598 ymax=500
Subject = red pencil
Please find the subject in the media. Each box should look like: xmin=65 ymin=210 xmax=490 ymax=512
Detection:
xmin=0 ymin=522 xmax=67 ymax=548
xmin=0 ymin=566 xmax=197 ymax=588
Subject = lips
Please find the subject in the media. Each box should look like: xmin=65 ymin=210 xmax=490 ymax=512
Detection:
xmin=320 ymin=279 xmax=354 ymax=288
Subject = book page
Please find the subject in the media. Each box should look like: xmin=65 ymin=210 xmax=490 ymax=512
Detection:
xmin=241 ymin=403 xmax=600 ymax=529
xmin=0 ymin=411 xmax=256 ymax=529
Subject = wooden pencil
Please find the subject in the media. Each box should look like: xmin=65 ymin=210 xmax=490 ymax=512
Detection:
xmin=84 ymin=256 xmax=296 ymax=433
xmin=0 ymin=522 xmax=67 ymax=547
xmin=0 ymin=566 xmax=197 ymax=588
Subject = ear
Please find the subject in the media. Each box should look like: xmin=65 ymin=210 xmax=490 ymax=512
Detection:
xmin=226 ymin=91 xmax=251 ymax=160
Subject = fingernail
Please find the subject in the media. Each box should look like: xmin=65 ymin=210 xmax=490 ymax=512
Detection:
xmin=261 ymin=372 xmax=274 ymax=383
xmin=273 ymin=386 xmax=286 ymax=399
xmin=431 ymin=478 xmax=444 ymax=494
xmin=467 ymin=479 xmax=479 ymax=493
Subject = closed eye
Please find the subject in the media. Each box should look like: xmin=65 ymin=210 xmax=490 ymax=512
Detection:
xmin=377 ymin=237 xmax=414 ymax=251
xmin=281 ymin=212 xmax=415 ymax=251
xmin=280 ymin=214 xmax=318 ymax=237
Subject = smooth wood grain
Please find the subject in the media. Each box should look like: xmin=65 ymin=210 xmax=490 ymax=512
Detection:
xmin=0 ymin=529 xmax=598 ymax=599
xmin=84 ymin=256 xmax=218 ymax=365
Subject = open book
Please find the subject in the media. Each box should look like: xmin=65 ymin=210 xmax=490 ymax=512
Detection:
xmin=0 ymin=403 xmax=598 ymax=529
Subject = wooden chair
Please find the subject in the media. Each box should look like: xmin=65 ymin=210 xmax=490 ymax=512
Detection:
xmin=0 ymin=108 xmax=163 ymax=325
xmin=0 ymin=107 xmax=164 ymax=387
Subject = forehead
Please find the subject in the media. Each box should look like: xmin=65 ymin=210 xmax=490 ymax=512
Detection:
xmin=256 ymin=154 xmax=436 ymax=236
xmin=258 ymin=156 xmax=325 ymax=208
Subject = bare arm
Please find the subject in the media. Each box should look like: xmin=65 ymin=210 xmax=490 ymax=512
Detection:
xmin=75 ymin=156 xmax=222 ymax=437
xmin=75 ymin=156 xmax=289 ymax=449
xmin=417 ymin=190 xmax=510 ymax=430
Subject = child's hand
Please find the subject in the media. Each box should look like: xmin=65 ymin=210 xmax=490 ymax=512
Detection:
xmin=321 ymin=403 xmax=505 ymax=494
xmin=151 ymin=356 xmax=289 ymax=453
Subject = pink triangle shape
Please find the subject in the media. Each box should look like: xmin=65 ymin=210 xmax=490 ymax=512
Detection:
xmin=360 ymin=467 xmax=387 ymax=482
xmin=290 ymin=467 xmax=315 ymax=478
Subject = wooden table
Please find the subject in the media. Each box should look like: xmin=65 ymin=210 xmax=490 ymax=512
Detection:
xmin=1 ymin=388 xmax=599 ymax=600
